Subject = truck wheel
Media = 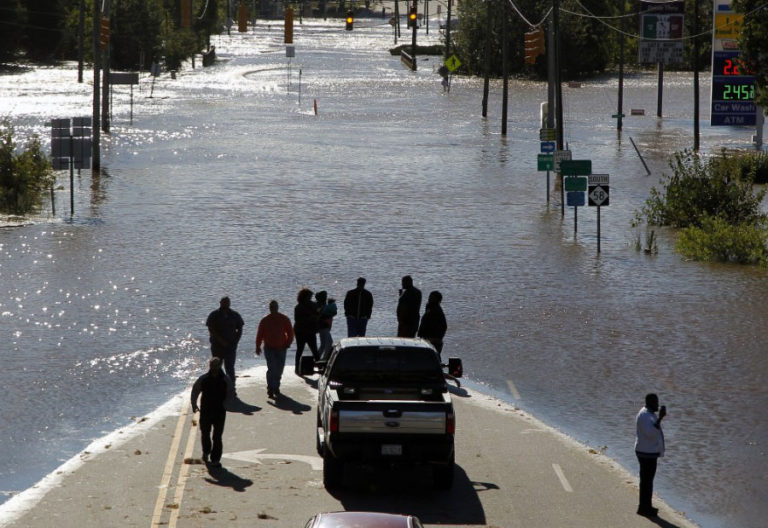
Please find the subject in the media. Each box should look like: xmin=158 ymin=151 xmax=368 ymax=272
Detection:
xmin=322 ymin=448 xmax=344 ymax=489
xmin=432 ymin=455 xmax=455 ymax=490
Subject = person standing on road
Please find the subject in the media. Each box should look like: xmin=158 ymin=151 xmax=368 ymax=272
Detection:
xmin=344 ymin=277 xmax=374 ymax=337
xmin=417 ymin=290 xmax=447 ymax=355
xmin=396 ymin=275 xmax=422 ymax=338
xmin=635 ymin=393 xmax=666 ymax=518
xmin=206 ymin=296 xmax=244 ymax=392
xmin=293 ymin=287 xmax=319 ymax=375
xmin=315 ymin=291 xmax=337 ymax=360
xmin=191 ymin=357 xmax=232 ymax=468
xmin=255 ymin=300 xmax=294 ymax=399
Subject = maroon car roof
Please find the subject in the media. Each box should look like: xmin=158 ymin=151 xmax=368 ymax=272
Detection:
xmin=312 ymin=511 xmax=413 ymax=528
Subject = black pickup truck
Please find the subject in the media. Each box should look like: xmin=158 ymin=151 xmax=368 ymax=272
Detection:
xmin=305 ymin=337 xmax=463 ymax=489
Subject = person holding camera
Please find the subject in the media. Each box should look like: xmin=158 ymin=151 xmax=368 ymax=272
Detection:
xmin=635 ymin=393 xmax=666 ymax=517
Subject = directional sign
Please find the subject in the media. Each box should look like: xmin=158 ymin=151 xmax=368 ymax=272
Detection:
xmin=537 ymin=154 xmax=554 ymax=171
xmin=540 ymin=141 xmax=556 ymax=153
xmin=445 ymin=55 xmax=462 ymax=72
xmin=588 ymin=185 xmax=609 ymax=206
xmin=588 ymin=174 xmax=609 ymax=185
xmin=554 ymin=149 xmax=571 ymax=172
xmin=560 ymin=159 xmax=592 ymax=176
xmin=566 ymin=191 xmax=585 ymax=207
xmin=540 ymin=128 xmax=556 ymax=141
xmin=564 ymin=176 xmax=588 ymax=192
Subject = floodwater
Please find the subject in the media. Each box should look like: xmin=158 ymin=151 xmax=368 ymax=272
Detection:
xmin=1 ymin=18 xmax=767 ymax=528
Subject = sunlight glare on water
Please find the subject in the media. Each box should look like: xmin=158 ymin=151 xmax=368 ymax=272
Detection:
xmin=1 ymin=18 xmax=767 ymax=528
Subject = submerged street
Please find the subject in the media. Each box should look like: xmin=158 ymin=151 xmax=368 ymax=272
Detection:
xmin=1 ymin=18 xmax=767 ymax=528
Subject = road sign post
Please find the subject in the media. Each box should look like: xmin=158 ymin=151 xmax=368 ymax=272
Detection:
xmin=588 ymin=174 xmax=609 ymax=253
xmin=537 ymin=154 xmax=555 ymax=205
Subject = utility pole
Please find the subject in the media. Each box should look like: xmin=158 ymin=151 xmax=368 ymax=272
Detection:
xmin=77 ymin=0 xmax=85 ymax=82
xmin=553 ymin=0 xmax=563 ymax=151
xmin=92 ymin=0 xmax=101 ymax=170
xmin=445 ymin=0 xmax=452 ymax=58
xmin=101 ymin=0 xmax=111 ymax=134
xmin=481 ymin=0 xmax=492 ymax=118
xmin=617 ymin=0 xmax=625 ymax=130
xmin=693 ymin=0 xmax=700 ymax=151
xmin=501 ymin=0 xmax=508 ymax=136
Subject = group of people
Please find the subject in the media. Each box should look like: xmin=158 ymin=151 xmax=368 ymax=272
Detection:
xmin=191 ymin=276 xmax=447 ymax=466
xmin=196 ymin=290 xmax=668 ymax=520
xmin=201 ymin=276 xmax=447 ymax=399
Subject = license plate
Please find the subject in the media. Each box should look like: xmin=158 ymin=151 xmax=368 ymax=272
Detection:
xmin=381 ymin=444 xmax=402 ymax=456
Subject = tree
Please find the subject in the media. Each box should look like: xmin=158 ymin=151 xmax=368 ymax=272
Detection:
xmin=0 ymin=0 xmax=25 ymax=64
xmin=21 ymin=0 xmax=66 ymax=61
xmin=733 ymin=0 xmax=768 ymax=109
xmin=0 ymin=120 xmax=54 ymax=216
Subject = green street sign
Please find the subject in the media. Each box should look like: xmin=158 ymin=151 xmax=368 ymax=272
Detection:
xmin=539 ymin=128 xmax=556 ymax=141
xmin=611 ymin=113 xmax=625 ymax=118
xmin=560 ymin=159 xmax=592 ymax=176
xmin=564 ymin=176 xmax=588 ymax=192
xmin=537 ymin=154 xmax=554 ymax=171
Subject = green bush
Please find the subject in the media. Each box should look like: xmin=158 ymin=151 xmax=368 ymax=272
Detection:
xmin=676 ymin=216 xmax=768 ymax=266
xmin=0 ymin=119 xmax=54 ymax=216
xmin=637 ymin=149 xmax=766 ymax=229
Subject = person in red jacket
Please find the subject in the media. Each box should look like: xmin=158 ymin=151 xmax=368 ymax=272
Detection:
xmin=255 ymin=300 xmax=295 ymax=399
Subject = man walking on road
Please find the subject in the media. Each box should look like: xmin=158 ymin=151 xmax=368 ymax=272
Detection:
xmin=635 ymin=393 xmax=666 ymax=517
xmin=206 ymin=296 xmax=244 ymax=392
xmin=344 ymin=277 xmax=374 ymax=337
xmin=255 ymin=300 xmax=294 ymax=399
xmin=396 ymin=275 xmax=421 ymax=338
xmin=191 ymin=357 xmax=232 ymax=468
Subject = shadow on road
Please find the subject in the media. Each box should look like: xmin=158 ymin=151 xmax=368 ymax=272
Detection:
xmin=327 ymin=463 xmax=487 ymax=525
xmin=226 ymin=396 xmax=261 ymax=414
xmin=204 ymin=465 xmax=253 ymax=492
xmin=646 ymin=515 xmax=687 ymax=528
xmin=270 ymin=393 xmax=312 ymax=414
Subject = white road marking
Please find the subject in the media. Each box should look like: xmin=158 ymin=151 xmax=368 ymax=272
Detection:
xmin=552 ymin=463 xmax=573 ymax=492
xmin=225 ymin=448 xmax=324 ymax=471
xmin=506 ymin=379 xmax=521 ymax=400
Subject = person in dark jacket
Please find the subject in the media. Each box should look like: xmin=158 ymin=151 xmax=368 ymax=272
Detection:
xmin=191 ymin=357 xmax=232 ymax=468
xmin=344 ymin=277 xmax=374 ymax=337
xmin=396 ymin=275 xmax=422 ymax=338
xmin=293 ymin=287 xmax=319 ymax=375
xmin=315 ymin=290 xmax=337 ymax=360
xmin=418 ymin=290 xmax=447 ymax=355
xmin=205 ymin=296 xmax=244 ymax=391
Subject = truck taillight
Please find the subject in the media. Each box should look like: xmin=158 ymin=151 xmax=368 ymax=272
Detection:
xmin=330 ymin=409 xmax=339 ymax=433
xmin=446 ymin=411 xmax=455 ymax=434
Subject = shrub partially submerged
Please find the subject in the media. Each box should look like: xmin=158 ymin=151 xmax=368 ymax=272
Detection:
xmin=636 ymin=149 xmax=768 ymax=266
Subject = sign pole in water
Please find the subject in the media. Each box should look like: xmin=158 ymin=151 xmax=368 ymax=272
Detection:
xmin=588 ymin=174 xmax=610 ymax=254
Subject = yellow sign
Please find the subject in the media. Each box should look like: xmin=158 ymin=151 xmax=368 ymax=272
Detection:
xmin=445 ymin=55 xmax=462 ymax=72
xmin=714 ymin=13 xmax=743 ymax=39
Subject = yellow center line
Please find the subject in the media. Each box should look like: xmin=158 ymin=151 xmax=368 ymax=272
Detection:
xmin=150 ymin=397 xmax=190 ymax=527
xmin=168 ymin=414 xmax=198 ymax=528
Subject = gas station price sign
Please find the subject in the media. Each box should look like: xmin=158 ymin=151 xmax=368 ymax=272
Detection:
xmin=710 ymin=1 xmax=756 ymax=126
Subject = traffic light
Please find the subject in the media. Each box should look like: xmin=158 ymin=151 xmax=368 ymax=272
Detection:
xmin=345 ymin=11 xmax=354 ymax=31
xmin=523 ymin=28 xmax=545 ymax=64
xmin=408 ymin=6 xmax=417 ymax=29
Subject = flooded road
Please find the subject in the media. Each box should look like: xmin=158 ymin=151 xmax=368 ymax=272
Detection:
xmin=1 ymin=19 xmax=767 ymax=528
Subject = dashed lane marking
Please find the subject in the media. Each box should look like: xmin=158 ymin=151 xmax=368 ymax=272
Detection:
xmin=506 ymin=379 xmax=521 ymax=400
xmin=552 ymin=463 xmax=573 ymax=492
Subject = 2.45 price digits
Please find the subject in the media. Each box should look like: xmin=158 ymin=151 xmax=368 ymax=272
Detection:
xmin=722 ymin=83 xmax=754 ymax=101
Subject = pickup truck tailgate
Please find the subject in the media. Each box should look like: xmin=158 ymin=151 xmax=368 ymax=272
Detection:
xmin=338 ymin=402 xmax=448 ymax=434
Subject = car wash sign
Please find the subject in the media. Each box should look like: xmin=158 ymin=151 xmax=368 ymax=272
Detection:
xmin=710 ymin=0 xmax=756 ymax=126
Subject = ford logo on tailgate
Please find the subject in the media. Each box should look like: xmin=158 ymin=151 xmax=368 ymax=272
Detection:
xmin=385 ymin=421 xmax=400 ymax=428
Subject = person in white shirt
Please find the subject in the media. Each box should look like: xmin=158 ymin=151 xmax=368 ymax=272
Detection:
xmin=635 ymin=393 xmax=666 ymax=517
